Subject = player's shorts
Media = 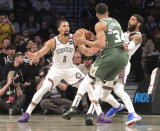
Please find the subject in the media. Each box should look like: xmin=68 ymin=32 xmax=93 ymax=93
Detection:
xmin=89 ymin=48 xmax=128 ymax=82
xmin=103 ymin=61 xmax=131 ymax=87
xmin=44 ymin=65 xmax=85 ymax=88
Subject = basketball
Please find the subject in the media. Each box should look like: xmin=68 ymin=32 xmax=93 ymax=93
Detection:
xmin=74 ymin=28 xmax=95 ymax=40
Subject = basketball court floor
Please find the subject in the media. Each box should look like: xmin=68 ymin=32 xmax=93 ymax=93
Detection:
xmin=0 ymin=114 xmax=159 ymax=131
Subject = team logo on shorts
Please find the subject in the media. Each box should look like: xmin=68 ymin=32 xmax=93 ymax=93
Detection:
xmin=76 ymin=72 xmax=82 ymax=79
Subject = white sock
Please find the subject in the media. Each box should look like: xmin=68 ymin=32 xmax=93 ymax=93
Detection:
xmin=26 ymin=104 xmax=36 ymax=115
xmin=87 ymin=79 xmax=103 ymax=115
xmin=94 ymin=103 xmax=102 ymax=115
xmin=87 ymin=103 xmax=95 ymax=115
xmin=72 ymin=95 xmax=82 ymax=107
xmin=72 ymin=75 xmax=93 ymax=108
xmin=114 ymin=82 xmax=135 ymax=113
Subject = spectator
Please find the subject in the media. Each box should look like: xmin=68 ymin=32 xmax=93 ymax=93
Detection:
xmin=29 ymin=42 xmax=38 ymax=53
xmin=30 ymin=0 xmax=52 ymax=22
xmin=25 ymin=39 xmax=34 ymax=52
xmin=78 ymin=56 xmax=94 ymax=75
xmin=0 ymin=15 xmax=15 ymax=48
xmin=143 ymin=15 xmax=157 ymax=38
xmin=21 ymin=29 xmax=30 ymax=45
xmin=1 ymin=52 xmax=24 ymax=81
xmin=8 ymin=12 xmax=20 ymax=33
xmin=142 ymin=30 xmax=160 ymax=75
xmin=37 ymin=21 xmax=50 ymax=42
xmin=0 ymin=38 xmax=10 ymax=54
xmin=40 ymin=79 xmax=72 ymax=115
xmin=0 ymin=71 xmax=26 ymax=115
xmin=22 ymin=14 xmax=40 ymax=35
xmin=73 ymin=51 xmax=82 ymax=66
xmin=34 ymin=34 xmax=43 ymax=49
xmin=13 ymin=33 xmax=25 ymax=53
xmin=0 ymin=44 xmax=16 ymax=77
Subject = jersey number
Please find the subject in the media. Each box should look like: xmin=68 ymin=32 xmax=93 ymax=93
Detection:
xmin=113 ymin=30 xmax=124 ymax=43
xmin=63 ymin=56 xmax=67 ymax=63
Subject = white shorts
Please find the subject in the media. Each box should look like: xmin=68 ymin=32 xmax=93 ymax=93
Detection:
xmin=44 ymin=65 xmax=85 ymax=88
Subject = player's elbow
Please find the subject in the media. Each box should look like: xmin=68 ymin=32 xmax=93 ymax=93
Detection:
xmin=99 ymin=42 xmax=106 ymax=49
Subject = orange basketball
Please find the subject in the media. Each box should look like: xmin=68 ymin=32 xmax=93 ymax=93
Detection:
xmin=74 ymin=28 xmax=95 ymax=40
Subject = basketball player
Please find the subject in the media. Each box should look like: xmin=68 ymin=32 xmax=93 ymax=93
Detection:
xmin=101 ymin=14 xmax=143 ymax=125
xmin=63 ymin=3 xmax=129 ymax=125
xmin=18 ymin=19 xmax=107 ymax=122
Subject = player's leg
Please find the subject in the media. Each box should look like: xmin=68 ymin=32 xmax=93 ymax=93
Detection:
xmin=85 ymin=79 xmax=112 ymax=125
xmin=114 ymin=81 xmax=141 ymax=125
xmin=18 ymin=69 xmax=62 ymax=122
xmin=100 ymin=87 xmax=125 ymax=118
xmin=63 ymin=74 xmax=94 ymax=120
xmin=107 ymin=62 xmax=141 ymax=125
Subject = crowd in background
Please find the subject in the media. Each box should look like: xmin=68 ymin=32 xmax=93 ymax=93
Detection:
xmin=0 ymin=0 xmax=160 ymax=115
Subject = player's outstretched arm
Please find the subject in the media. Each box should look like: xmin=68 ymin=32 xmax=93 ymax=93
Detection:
xmin=77 ymin=44 xmax=94 ymax=56
xmin=25 ymin=38 xmax=56 ymax=60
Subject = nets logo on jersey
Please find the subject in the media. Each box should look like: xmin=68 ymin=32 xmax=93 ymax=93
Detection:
xmin=76 ymin=72 xmax=82 ymax=79
xmin=56 ymin=47 xmax=74 ymax=54
xmin=69 ymin=38 xmax=73 ymax=45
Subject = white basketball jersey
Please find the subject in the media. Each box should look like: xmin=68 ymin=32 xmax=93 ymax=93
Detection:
xmin=52 ymin=34 xmax=75 ymax=69
xmin=123 ymin=31 xmax=141 ymax=59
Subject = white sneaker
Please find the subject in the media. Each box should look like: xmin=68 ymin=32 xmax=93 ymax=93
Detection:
xmin=126 ymin=113 xmax=142 ymax=126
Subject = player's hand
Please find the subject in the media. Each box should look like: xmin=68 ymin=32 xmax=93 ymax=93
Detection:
xmin=74 ymin=32 xmax=86 ymax=45
xmin=25 ymin=51 xmax=35 ymax=60
xmin=86 ymin=31 xmax=95 ymax=41
xmin=123 ymin=43 xmax=128 ymax=50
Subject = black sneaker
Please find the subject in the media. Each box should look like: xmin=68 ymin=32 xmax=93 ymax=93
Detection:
xmin=62 ymin=106 xmax=77 ymax=120
xmin=85 ymin=114 xmax=94 ymax=126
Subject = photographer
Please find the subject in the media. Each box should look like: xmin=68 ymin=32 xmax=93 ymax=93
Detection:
xmin=0 ymin=15 xmax=15 ymax=48
xmin=0 ymin=71 xmax=26 ymax=115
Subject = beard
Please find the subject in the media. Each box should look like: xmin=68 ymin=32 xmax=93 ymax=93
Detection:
xmin=64 ymin=32 xmax=69 ymax=36
xmin=127 ymin=24 xmax=137 ymax=32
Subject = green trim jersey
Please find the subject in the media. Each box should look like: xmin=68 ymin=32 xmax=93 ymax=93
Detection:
xmin=89 ymin=17 xmax=129 ymax=81
xmin=100 ymin=17 xmax=124 ymax=50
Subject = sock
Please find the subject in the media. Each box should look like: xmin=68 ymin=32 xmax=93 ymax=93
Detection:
xmin=72 ymin=95 xmax=82 ymax=108
xmin=87 ymin=79 xmax=104 ymax=115
xmin=94 ymin=103 xmax=102 ymax=115
xmin=72 ymin=75 xmax=93 ymax=108
xmin=26 ymin=104 xmax=36 ymax=115
xmin=114 ymin=82 xmax=135 ymax=113
xmin=87 ymin=103 xmax=95 ymax=115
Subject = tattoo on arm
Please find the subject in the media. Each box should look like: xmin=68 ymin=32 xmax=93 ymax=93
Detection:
xmin=133 ymin=35 xmax=142 ymax=45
